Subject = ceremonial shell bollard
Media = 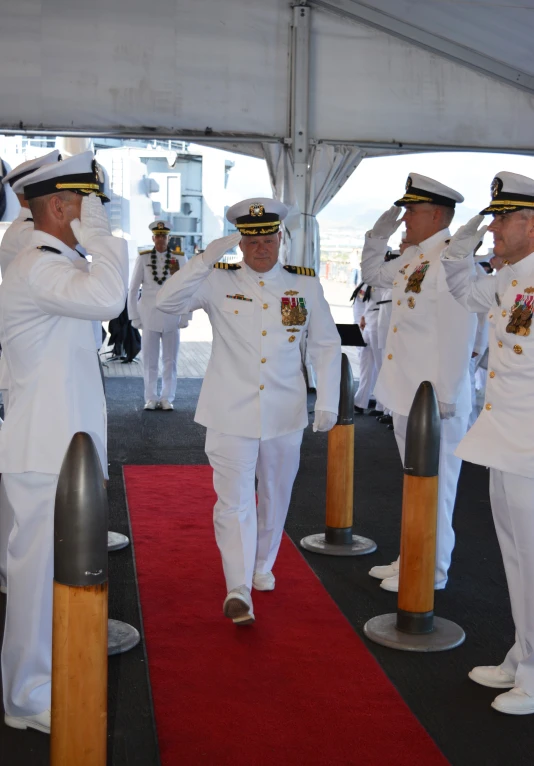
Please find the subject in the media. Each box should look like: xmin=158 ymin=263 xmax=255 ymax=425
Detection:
xmin=300 ymin=353 xmax=376 ymax=556
xmin=51 ymin=433 xmax=109 ymax=766
xmin=364 ymin=382 xmax=465 ymax=651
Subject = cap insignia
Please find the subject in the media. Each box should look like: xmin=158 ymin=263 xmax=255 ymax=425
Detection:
xmin=92 ymin=159 xmax=105 ymax=184
xmin=250 ymin=203 xmax=265 ymax=217
xmin=491 ymin=177 xmax=503 ymax=199
xmin=405 ymin=176 xmax=412 ymax=192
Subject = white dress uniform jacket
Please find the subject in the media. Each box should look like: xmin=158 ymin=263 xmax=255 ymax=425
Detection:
xmin=157 ymin=256 xmax=341 ymax=439
xmin=128 ymin=250 xmax=187 ymax=332
xmin=0 ymin=230 xmax=128 ymax=477
xmin=0 ymin=206 xmax=34 ymax=278
xmin=442 ymin=251 xmax=534 ymax=478
xmin=362 ymin=228 xmax=477 ymax=416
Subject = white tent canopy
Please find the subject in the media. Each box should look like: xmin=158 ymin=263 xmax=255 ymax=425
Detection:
xmin=1 ymin=0 xmax=533 ymax=265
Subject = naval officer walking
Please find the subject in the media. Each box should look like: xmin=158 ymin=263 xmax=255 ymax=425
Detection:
xmin=442 ymin=172 xmax=534 ymax=715
xmin=157 ymin=199 xmax=341 ymax=625
xmin=0 ymin=152 xmax=128 ymax=734
xmin=361 ymin=174 xmax=477 ymax=591
xmin=128 ymin=220 xmax=188 ymax=410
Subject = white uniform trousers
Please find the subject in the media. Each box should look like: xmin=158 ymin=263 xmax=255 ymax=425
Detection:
xmin=392 ymin=411 xmax=469 ymax=587
xmin=0 ymin=478 xmax=13 ymax=589
xmin=142 ymin=328 xmax=180 ymax=402
xmin=490 ymin=470 xmax=534 ymax=695
xmin=205 ymin=428 xmax=303 ymax=592
xmin=1 ymin=472 xmax=57 ymax=717
xmin=354 ymin=329 xmax=383 ymax=410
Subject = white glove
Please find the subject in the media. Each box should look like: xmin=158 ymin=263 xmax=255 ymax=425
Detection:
xmin=443 ymin=215 xmax=488 ymax=261
xmin=370 ymin=206 xmax=403 ymax=240
xmin=202 ymin=232 xmax=242 ymax=268
xmin=438 ymin=401 xmax=456 ymax=420
xmin=70 ymin=192 xmax=112 ymax=248
xmin=131 ymin=319 xmax=142 ymax=330
xmin=313 ymin=410 xmax=338 ymax=432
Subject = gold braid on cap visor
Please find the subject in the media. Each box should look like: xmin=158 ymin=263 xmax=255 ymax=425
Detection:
xmin=236 ymin=220 xmax=280 ymax=235
xmin=397 ymin=193 xmax=434 ymax=203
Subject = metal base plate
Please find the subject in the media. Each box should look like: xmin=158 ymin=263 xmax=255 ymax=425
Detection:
xmin=300 ymin=533 xmax=377 ymax=556
xmin=364 ymin=613 xmax=465 ymax=652
xmin=108 ymin=531 xmax=130 ymax=552
xmin=108 ymin=619 xmax=140 ymax=656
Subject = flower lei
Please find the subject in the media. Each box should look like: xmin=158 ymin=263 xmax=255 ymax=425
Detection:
xmin=150 ymin=247 xmax=173 ymax=285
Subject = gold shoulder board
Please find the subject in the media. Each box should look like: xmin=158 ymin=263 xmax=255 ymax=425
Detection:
xmin=283 ymin=265 xmax=316 ymax=277
xmin=214 ymin=262 xmax=242 ymax=270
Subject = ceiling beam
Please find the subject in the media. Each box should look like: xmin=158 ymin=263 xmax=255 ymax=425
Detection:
xmin=309 ymin=0 xmax=534 ymax=95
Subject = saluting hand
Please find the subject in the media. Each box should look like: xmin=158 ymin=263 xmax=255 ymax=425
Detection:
xmin=370 ymin=206 xmax=403 ymax=240
xmin=202 ymin=232 xmax=242 ymax=268
xmin=443 ymin=215 xmax=488 ymax=261
xmin=70 ymin=192 xmax=112 ymax=248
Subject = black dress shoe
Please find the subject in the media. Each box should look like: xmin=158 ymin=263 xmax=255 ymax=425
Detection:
xmin=379 ymin=415 xmax=393 ymax=425
xmin=354 ymin=405 xmax=364 ymax=415
xmin=368 ymin=399 xmax=376 ymax=409
xmin=368 ymin=409 xmax=384 ymax=417
xmin=387 ymin=423 xmax=394 ymax=430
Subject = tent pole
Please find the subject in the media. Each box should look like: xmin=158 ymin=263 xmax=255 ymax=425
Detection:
xmin=290 ymin=3 xmax=311 ymax=267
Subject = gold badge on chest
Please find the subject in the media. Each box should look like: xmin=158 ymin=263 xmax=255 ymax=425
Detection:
xmin=281 ymin=296 xmax=307 ymax=326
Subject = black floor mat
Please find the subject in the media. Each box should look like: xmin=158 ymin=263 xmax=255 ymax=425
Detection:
xmin=1 ymin=377 xmax=531 ymax=766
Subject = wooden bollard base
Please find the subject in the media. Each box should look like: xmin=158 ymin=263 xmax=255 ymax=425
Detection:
xmin=300 ymin=422 xmax=376 ymax=557
xmin=51 ymin=582 xmax=108 ymax=766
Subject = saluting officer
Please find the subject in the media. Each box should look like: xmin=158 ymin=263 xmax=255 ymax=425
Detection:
xmin=361 ymin=174 xmax=477 ymax=592
xmin=157 ymin=198 xmax=341 ymax=625
xmin=128 ymin=220 xmax=188 ymax=411
xmin=442 ymin=172 xmax=534 ymax=715
xmin=0 ymin=152 xmax=128 ymax=734
xmin=0 ymin=151 xmax=63 ymax=595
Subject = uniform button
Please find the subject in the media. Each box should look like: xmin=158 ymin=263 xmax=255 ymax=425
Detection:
xmin=263 ymin=303 xmax=268 ymax=309
xmin=393 ymin=281 xmax=398 ymax=286
xmin=393 ymin=326 xmax=397 ymax=332
xmin=419 ymin=254 xmax=424 ymax=259
xmin=498 ymin=341 xmax=503 ymax=348
xmin=259 ymin=384 xmax=264 ymax=390
xmin=489 ymin=314 xmax=493 ymax=319
xmin=512 ymin=280 xmax=518 ymax=286
xmin=485 ymin=403 xmax=492 ymax=411
xmin=388 ymin=354 xmax=393 ymax=360
xmin=259 ymin=280 xmax=265 ymax=286
xmin=262 ymin=330 xmax=267 ymax=336
xmin=234 ymin=310 xmax=239 ymax=314
xmin=404 ymin=275 xmax=408 ymax=280
xmin=261 ymin=358 xmax=266 ymax=363
xmin=513 ymin=345 xmax=523 ymax=354
xmin=501 ymin=310 xmax=507 ymax=317
xmin=397 ymin=300 xmax=401 ymax=305
xmin=489 ymin=371 xmax=495 ymax=378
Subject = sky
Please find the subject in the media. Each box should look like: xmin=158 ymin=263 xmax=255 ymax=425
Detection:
xmin=220 ymin=148 xmax=534 ymax=251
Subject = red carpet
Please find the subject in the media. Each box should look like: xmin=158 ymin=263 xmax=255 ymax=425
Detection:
xmin=124 ymin=465 xmax=449 ymax=766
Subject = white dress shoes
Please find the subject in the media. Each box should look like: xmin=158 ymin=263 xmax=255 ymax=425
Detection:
xmin=5 ymin=708 xmax=51 ymax=734
xmin=468 ymin=664 xmax=515 ymax=689
xmin=369 ymin=559 xmax=399 ymax=580
xmin=252 ymin=571 xmax=275 ymax=591
xmin=223 ymin=585 xmax=255 ymax=625
xmin=144 ymin=400 xmax=158 ymax=410
xmin=159 ymin=399 xmax=174 ymax=411
xmin=491 ymin=687 xmax=534 ymax=715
